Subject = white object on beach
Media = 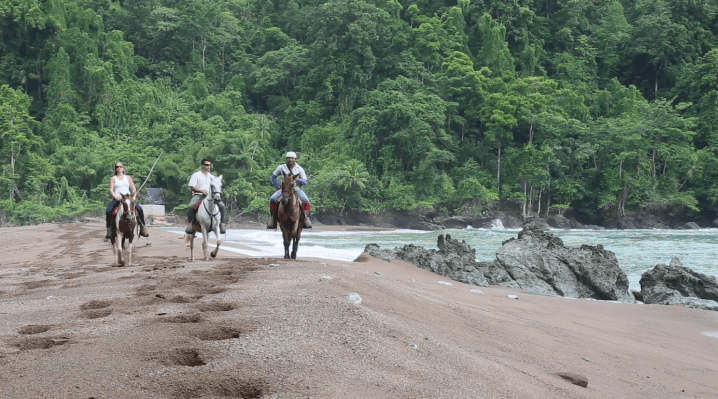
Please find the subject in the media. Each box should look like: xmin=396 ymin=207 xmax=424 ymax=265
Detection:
xmin=409 ymin=343 xmax=418 ymax=349
xmin=46 ymin=296 xmax=54 ymax=300
xmin=347 ymin=293 xmax=362 ymax=304
xmin=507 ymin=295 xmax=519 ymax=299
xmin=268 ymin=264 xmax=279 ymax=267
xmin=470 ymin=289 xmax=484 ymax=295
xmin=320 ymin=275 xmax=333 ymax=280
xmin=438 ymin=281 xmax=453 ymax=286
xmin=374 ymin=271 xmax=382 ymax=275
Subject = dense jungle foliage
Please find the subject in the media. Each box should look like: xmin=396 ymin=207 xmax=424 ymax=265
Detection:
xmin=2 ymin=0 xmax=718 ymax=225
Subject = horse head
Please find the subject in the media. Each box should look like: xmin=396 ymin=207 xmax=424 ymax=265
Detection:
xmin=210 ymin=175 xmax=223 ymax=202
xmin=120 ymin=193 xmax=136 ymax=223
xmin=280 ymin=173 xmax=298 ymax=206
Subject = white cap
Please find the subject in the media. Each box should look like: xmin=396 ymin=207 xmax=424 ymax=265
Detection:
xmin=285 ymin=151 xmax=297 ymax=158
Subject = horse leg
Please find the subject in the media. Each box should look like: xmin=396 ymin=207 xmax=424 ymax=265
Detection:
xmin=201 ymin=227 xmax=209 ymax=261
xmin=111 ymin=237 xmax=118 ymax=265
xmin=291 ymin=236 xmax=298 ymax=259
xmin=210 ymin=224 xmax=221 ymax=258
xmin=282 ymin=227 xmax=291 ymax=258
xmin=128 ymin=233 xmax=134 ymax=266
xmin=189 ymin=234 xmax=195 ymax=262
xmin=116 ymin=235 xmax=125 ymax=267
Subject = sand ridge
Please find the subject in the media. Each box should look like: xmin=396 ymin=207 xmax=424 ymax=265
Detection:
xmin=0 ymin=222 xmax=717 ymax=398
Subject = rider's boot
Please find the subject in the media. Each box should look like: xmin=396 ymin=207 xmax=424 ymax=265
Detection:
xmin=137 ymin=208 xmax=150 ymax=237
xmin=105 ymin=213 xmax=113 ymax=239
xmin=219 ymin=202 xmax=227 ymax=234
xmin=185 ymin=207 xmax=195 ymax=234
xmin=302 ymin=203 xmax=312 ymax=229
xmin=266 ymin=205 xmax=277 ymax=230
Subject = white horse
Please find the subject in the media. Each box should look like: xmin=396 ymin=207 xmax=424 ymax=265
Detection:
xmin=184 ymin=175 xmax=223 ymax=261
xmin=111 ymin=193 xmax=137 ymax=266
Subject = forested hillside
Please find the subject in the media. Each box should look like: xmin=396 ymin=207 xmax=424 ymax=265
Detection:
xmin=2 ymin=0 xmax=717 ymax=225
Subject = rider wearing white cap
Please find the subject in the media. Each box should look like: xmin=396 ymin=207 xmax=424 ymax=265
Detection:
xmin=267 ymin=151 xmax=312 ymax=229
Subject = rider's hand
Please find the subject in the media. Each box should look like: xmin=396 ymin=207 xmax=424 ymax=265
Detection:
xmin=274 ymin=186 xmax=280 ymax=190
xmin=203 ymin=190 xmax=210 ymax=196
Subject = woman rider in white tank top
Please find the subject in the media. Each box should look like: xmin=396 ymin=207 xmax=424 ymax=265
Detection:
xmin=105 ymin=162 xmax=149 ymax=238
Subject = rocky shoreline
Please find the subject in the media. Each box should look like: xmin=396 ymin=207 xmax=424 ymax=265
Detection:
xmin=359 ymin=226 xmax=718 ymax=311
xmin=315 ymin=202 xmax=718 ymax=231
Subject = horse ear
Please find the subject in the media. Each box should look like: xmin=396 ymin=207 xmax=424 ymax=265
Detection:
xmin=293 ymin=175 xmax=299 ymax=180
xmin=217 ymin=175 xmax=223 ymax=181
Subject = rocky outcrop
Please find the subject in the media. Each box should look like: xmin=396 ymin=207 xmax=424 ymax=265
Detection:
xmin=639 ymin=257 xmax=718 ymax=311
xmin=367 ymin=226 xmax=634 ymax=302
xmin=363 ymin=243 xmax=395 ymax=262
xmin=392 ymin=236 xmax=490 ymax=287
xmin=524 ymin=219 xmax=552 ymax=231
xmin=495 ymin=226 xmax=634 ymax=301
xmin=681 ymin=222 xmax=701 ymax=230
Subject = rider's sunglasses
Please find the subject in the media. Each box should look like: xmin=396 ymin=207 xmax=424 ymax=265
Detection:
xmin=115 ymin=165 xmax=124 ymax=168
xmin=202 ymin=163 xmax=211 ymax=166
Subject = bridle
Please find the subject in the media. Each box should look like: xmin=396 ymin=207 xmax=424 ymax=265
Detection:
xmin=280 ymin=172 xmax=297 ymax=217
xmin=201 ymin=181 xmax=222 ymax=231
xmin=120 ymin=196 xmax=136 ymax=226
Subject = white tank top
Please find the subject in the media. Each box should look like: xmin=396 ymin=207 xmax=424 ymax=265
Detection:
xmin=113 ymin=175 xmax=131 ymax=198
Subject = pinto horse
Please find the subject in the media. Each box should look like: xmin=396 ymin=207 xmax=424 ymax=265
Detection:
xmin=277 ymin=173 xmax=304 ymax=259
xmin=185 ymin=175 xmax=223 ymax=261
xmin=110 ymin=193 xmax=137 ymax=266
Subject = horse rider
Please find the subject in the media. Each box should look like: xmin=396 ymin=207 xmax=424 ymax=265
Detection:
xmin=185 ymin=158 xmax=227 ymax=235
xmin=106 ymin=162 xmax=149 ymax=238
xmin=267 ymin=151 xmax=312 ymax=230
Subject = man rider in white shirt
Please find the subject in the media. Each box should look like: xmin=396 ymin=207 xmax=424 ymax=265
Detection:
xmin=185 ymin=158 xmax=227 ymax=234
xmin=267 ymin=151 xmax=312 ymax=229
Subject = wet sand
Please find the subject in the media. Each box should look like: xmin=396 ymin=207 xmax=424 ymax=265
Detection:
xmin=0 ymin=222 xmax=717 ymax=398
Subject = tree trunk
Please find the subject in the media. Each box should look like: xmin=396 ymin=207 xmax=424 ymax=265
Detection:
xmin=497 ymin=140 xmax=502 ymax=194
xmin=652 ymin=149 xmax=657 ymax=177
xmin=528 ymin=123 xmax=534 ymax=144
xmin=522 ymin=179 xmax=527 ymax=219
xmin=528 ymin=184 xmax=534 ymax=217
xmin=537 ymin=186 xmax=543 ymax=217
xmin=545 ymin=163 xmax=550 ymax=217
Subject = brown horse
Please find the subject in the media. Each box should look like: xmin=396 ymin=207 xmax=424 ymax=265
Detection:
xmin=277 ymin=173 xmax=304 ymax=259
xmin=110 ymin=193 xmax=137 ymax=266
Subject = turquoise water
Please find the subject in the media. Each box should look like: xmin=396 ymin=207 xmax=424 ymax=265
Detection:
xmin=298 ymin=227 xmax=718 ymax=290
xmin=171 ymin=226 xmax=718 ymax=290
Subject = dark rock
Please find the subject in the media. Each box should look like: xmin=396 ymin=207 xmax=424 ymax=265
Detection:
xmin=586 ymin=225 xmax=605 ymax=230
xmin=713 ymin=218 xmax=718 ymax=227
xmin=368 ymin=226 xmax=634 ymax=302
xmin=631 ymin=289 xmax=644 ymax=302
xmin=640 ymin=257 xmax=718 ymax=311
xmin=682 ymin=222 xmax=701 ymax=230
xmin=524 ymin=219 xmax=551 ymax=231
xmin=547 ymin=215 xmax=572 ymax=229
xmin=556 ymin=372 xmax=588 ymax=388
xmin=495 ymin=226 xmax=634 ymax=302
xmin=436 ymin=216 xmax=470 ymax=229
xmin=481 ymin=260 xmax=521 ymax=289
xmin=363 ymin=244 xmax=395 ymax=262
xmin=393 ymin=235 xmax=490 ymax=287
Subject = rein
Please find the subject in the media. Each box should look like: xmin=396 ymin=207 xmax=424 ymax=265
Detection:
xmin=200 ymin=189 xmax=221 ymax=232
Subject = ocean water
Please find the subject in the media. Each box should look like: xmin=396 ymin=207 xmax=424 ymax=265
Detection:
xmin=167 ymin=224 xmax=718 ymax=290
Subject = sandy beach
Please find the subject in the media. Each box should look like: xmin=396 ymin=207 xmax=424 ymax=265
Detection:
xmin=1 ymin=222 xmax=717 ymax=398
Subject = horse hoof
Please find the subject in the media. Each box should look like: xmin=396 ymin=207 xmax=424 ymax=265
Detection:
xmin=284 ymin=255 xmax=290 ymax=259
xmin=211 ymin=252 xmax=217 ymax=258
